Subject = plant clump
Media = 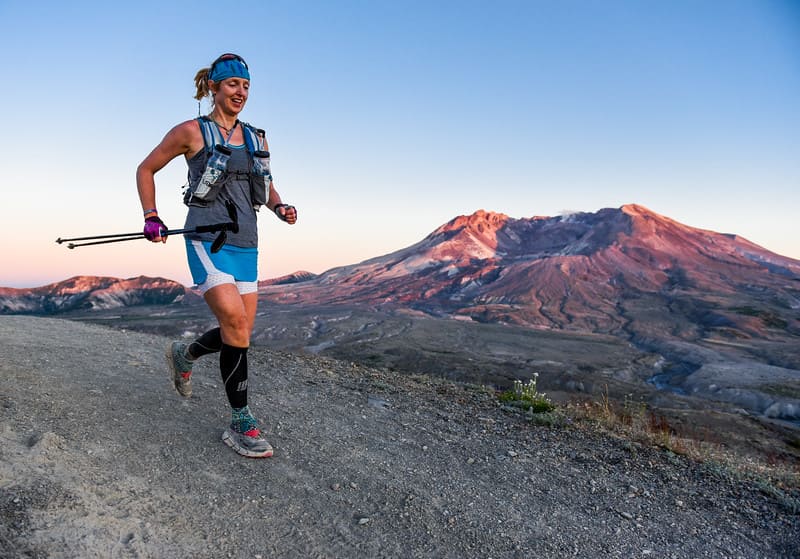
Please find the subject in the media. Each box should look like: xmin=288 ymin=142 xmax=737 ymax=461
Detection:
xmin=498 ymin=374 xmax=555 ymax=414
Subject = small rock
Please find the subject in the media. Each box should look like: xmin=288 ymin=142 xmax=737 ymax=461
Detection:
xmin=620 ymin=511 xmax=634 ymax=520
xmin=349 ymin=482 xmax=358 ymax=490
xmin=467 ymin=457 xmax=475 ymax=464
xmin=357 ymin=517 xmax=370 ymax=525
xmin=331 ymin=484 xmax=341 ymax=491
xmin=507 ymin=450 xmax=518 ymax=457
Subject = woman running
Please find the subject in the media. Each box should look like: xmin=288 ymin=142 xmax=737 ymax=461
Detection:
xmin=136 ymin=53 xmax=297 ymax=458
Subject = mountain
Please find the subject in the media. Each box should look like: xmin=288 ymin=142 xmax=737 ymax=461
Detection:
xmin=252 ymin=204 xmax=800 ymax=416
xmin=6 ymin=205 xmax=798 ymax=346
xmin=260 ymin=204 xmax=800 ymax=343
xmin=0 ymin=276 xmax=187 ymax=314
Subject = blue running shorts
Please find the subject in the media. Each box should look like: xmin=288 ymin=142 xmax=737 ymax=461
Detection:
xmin=185 ymin=239 xmax=258 ymax=294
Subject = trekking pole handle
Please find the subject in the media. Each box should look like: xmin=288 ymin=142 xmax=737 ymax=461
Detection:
xmin=165 ymin=222 xmax=236 ymax=236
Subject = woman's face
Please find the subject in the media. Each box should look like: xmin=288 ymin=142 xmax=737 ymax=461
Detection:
xmin=212 ymin=77 xmax=250 ymax=115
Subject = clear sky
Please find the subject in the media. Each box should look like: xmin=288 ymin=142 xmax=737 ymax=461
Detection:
xmin=1 ymin=0 xmax=798 ymax=288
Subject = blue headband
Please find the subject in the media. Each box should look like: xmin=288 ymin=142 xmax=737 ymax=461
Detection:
xmin=208 ymin=58 xmax=250 ymax=83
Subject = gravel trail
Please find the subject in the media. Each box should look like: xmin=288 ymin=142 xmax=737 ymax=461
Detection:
xmin=0 ymin=316 xmax=797 ymax=558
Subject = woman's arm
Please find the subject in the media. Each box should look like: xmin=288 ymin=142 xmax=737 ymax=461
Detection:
xmin=136 ymin=120 xmax=200 ymax=215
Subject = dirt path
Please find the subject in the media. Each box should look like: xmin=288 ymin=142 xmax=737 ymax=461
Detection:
xmin=0 ymin=316 xmax=797 ymax=558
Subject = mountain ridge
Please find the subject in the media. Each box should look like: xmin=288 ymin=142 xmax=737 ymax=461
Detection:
xmin=259 ymin=204 xmax=800 ymax=338
xmin=5 ymin=204 xmax=799 ymax=342
xmin=0 ymin=275 xmax=187 ymax=314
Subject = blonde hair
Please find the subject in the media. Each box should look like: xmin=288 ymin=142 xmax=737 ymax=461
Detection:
xmin=193 ymin=67 xmax=213 ymax=101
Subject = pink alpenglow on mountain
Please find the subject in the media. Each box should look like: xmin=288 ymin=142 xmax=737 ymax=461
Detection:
xmin=259 ymin=204 xmax=800 ymax=338
xmin=0 ymin=276 xmax=186 ymax=314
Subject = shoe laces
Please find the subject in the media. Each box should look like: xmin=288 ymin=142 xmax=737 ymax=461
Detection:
xmin=174 ymin=343 xmax=194 ymax=372
xmin=232 ymin=406 xmax=258 ymax=430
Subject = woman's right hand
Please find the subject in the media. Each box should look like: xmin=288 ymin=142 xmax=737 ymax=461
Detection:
xmin=144 ymin=216 xmax=168 ymax=243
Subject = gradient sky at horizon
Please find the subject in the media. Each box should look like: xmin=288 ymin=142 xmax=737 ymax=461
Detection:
xmin=1 ymin=0 xmax=798 ymax=288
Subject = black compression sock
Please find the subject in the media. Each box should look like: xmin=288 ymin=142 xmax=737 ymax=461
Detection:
xmin=220 ymin=343 xmax=248 ymax=409
xmin=187 ymin=327 xmax=222 ymax=360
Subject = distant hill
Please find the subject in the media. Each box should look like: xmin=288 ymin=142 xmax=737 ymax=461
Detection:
xmin=0 ymin=275 xmax=187 ymax=314
xmin=258 ymin=271 xmax=318 ymax=287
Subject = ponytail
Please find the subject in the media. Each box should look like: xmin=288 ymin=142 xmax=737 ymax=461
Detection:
xmin=193 ymin=67 xmax=212 ymax=100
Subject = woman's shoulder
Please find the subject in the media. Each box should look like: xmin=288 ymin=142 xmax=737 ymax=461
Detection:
xmin=158 ymin=119 xmax=204 ymax=158
xmin=171 ymin=118 xmax=203 ymax=135
xmin=156 ymin=119 xmax=202 ymax=144
xmin=169 ymin=118 xmax=202 ymax=139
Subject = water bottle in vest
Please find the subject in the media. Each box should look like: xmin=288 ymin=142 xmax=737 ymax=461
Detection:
xmin=193 ymin=144 xmax=232 ymax=200
xmin=250 ymin=150 xmax=271 ymax=208
xmin=252 ymin=150 xmax=271 ymax=177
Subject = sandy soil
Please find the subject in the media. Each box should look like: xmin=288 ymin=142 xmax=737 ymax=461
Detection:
xmin=0 ymin=316 xmax=797 ymax=558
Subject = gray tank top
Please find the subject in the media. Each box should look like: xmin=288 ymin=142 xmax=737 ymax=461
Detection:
xmin=184 ymin=144 xmax=258 ymax=248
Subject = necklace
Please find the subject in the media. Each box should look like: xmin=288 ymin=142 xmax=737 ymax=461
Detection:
xmin=209 ymin=117 xmax=238 ymax=134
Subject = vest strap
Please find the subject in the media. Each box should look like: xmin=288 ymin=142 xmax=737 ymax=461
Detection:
xmin=197 ymin=116 xmax=226 ymax=152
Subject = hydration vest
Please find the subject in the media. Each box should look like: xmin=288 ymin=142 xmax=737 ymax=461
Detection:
xmin=184 ymin=116 xmax=271 ymax=208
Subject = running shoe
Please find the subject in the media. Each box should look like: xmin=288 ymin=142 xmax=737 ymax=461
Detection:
xmin=222 ymin=427 xmax=274 ymax=458
xmin=165 ymin=341 xmax=193 ymax=398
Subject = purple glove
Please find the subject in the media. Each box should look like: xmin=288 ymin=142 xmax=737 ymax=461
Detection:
xmin=143 ymin=216 xmax=168 ymax=241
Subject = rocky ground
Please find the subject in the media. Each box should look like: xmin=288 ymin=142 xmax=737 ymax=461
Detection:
xmin=70 ymin=301 xmax=800 ymax=465
xmin=0 ymin=316 xmax=798 ymax=558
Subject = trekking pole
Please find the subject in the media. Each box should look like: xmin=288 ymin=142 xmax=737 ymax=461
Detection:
xmin=57 ymin=202 xmax=239 ymax=252
xmin=61 ymin=235 xmax=146 ymax=249
xmin=55 ymin=231 xmax=145 ymax=244
xmin=57 ymin=222 xmax=237 ymax=249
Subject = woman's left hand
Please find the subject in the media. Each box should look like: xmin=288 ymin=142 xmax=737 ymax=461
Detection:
xmin=274 ymin=204 xmax=297 ymax=225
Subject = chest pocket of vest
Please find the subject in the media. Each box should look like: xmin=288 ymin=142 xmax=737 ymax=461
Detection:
xmin=249 ymin=150 xmax=271 ymax=208
xmin=186 ymin=144 xmax=233 ymax=206
xmin=187 ymin=117 xmax=272 ymax=209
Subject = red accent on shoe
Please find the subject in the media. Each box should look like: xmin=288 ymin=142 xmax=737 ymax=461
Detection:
xmin=244 ymin=429 xmax=261 ymax=438
xmin=180 ymin=372 xmax=191 ymax=379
